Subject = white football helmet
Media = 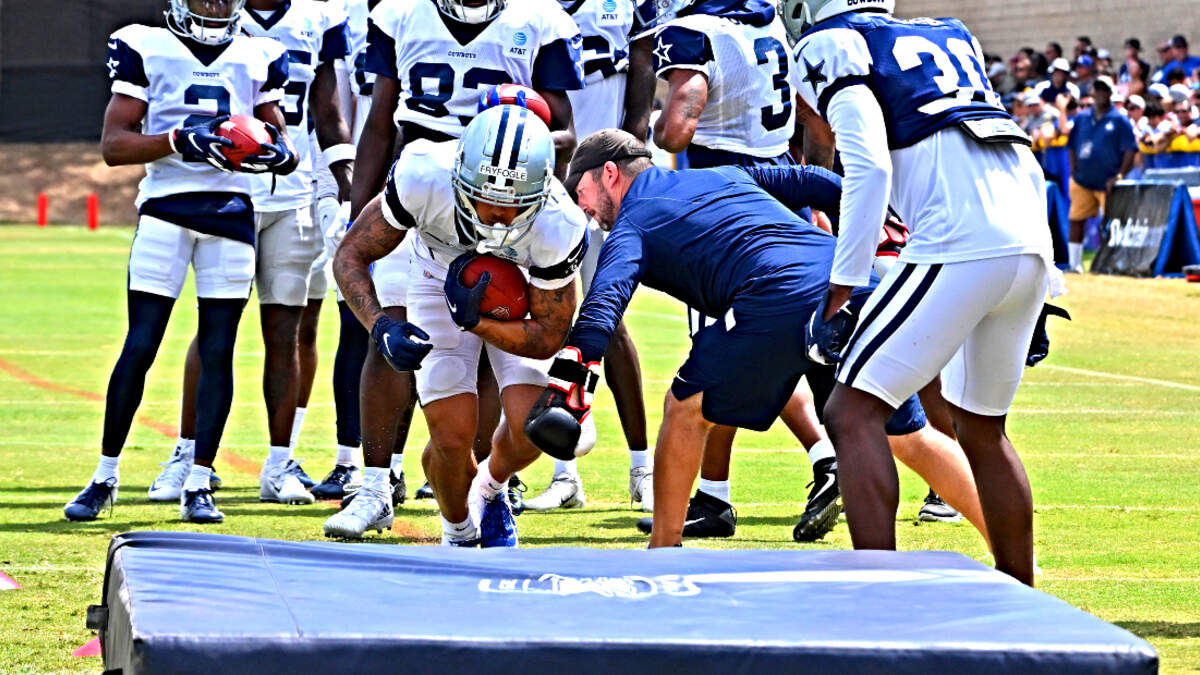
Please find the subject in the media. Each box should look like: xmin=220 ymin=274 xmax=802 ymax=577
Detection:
xmin=165 ymin=0 xmax=246 ymax=46
xmin=780 ymin=0 xmax=893 ymax=44
xmin=436 ymin=0 xmax=506 ymax=24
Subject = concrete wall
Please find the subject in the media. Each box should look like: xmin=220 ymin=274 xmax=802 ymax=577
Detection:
xmin=896 ymin=1 xmax=1200 ymax=62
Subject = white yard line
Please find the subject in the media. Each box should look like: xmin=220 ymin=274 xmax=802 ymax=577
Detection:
xmin=1041 ymin=365 xmax=1200 ymax=392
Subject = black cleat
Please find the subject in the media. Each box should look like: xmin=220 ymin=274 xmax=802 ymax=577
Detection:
xmin=793 ymin=458 xmax=841 ymax=542
xmin=414 ymin=481 xmax=434 ymax=500
xmin=340 ymin=470 xmax=406 ymax=509
xmin=507 ymin=474 xmax=526 ymax=515
xmin=635 ymin=491 xmax=736 ymax=538
xmin=918 ymin=489 xmax=963 ymax=522
xmin=64 ymin=479 xmax=118 ymax=522
xmin=311 ymin=464 xmax=362 ymax=500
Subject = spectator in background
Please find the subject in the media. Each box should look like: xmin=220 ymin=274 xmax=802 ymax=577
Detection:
xmin=1068 ymin=76 xmax=1137 ymax=273
xmin=1169 ymin=35 xmax=1200 ymax=82
xmin=1075 ymin=36 xmax=1096 ymax=61
xmin=1045 ymin=42 xmax=1063 ymax=68
xmin=1170 ymin=84 xmax=1193 ymax=111
xmin=1136 ymin=99 xmax=1173 ymax=171
xmin=1097 ymin=49 xmax=1114 ymax=76
xmin=1076 ymin=55 xmax=1097 ymax=98
xmin=1126 ymin=95 xmax=1146 ymax=126
xmin=1029 ymin=92 xmax=1072 ymax=201
xmin=1149 ymin=82 xmax=1173 ymax=112
xmin=1120 ymin=38 xmax=1150 ymax=96
xmin=1152 ymin=41 xmax=1174 ymax=83
xmin=1036 ymin=58 xmax=1081 ymax=103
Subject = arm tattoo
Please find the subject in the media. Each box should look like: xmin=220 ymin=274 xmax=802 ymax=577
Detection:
xmin=332 ymin=196 xmax=404 ymax=330
xmin=474 ymin=280 xmax=576 ymax=359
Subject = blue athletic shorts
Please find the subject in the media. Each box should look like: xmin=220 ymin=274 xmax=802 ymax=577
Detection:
xmin=805 ymin=366 xmax=927 ymax=436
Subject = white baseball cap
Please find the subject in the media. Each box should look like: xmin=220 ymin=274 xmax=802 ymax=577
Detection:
xmin=1149 ymin=83 xmax=1171 ymax=100
xmin=1049 ymin=57 xmax=1072 ymax=73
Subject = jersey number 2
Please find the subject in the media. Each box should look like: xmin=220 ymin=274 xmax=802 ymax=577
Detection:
xmin=182 ymin=84 xmax=231 ymax=164
xmin=892 ymin=36 xmax=1001 ymax=115
xmin=754 ymin=37 xmax=792 ymax=132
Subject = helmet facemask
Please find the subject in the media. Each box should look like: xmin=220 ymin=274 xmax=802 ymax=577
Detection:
xmin=167 ymin=0 xmax=246 ymax=46
xmin=452 ymin=155 xmax=551 ymax=251
xmin=436 ymin=0 xmax=507 ymax=24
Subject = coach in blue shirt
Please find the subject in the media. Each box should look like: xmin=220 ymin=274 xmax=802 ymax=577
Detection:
xmin=1067 ymin=76 xmax=1136 ymax=272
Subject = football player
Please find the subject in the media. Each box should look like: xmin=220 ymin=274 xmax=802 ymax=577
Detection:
xmin=65 ymin=0 xmax=296 ymax=523
xmin=326 ymin=105 xmax=589 ymax=545
xmin=525 ymin=131 xmax=990 ymax=552
xmin=152 ymin=0 xmax=355 ymax=506
xmin=786 ymin=0 xmax=1059 ymax=584
xmin=522 ymin=0 xmax=658 ymax=513
xmin=340 ymin=0 xmax=584 ymax=510
xmin=636 ymin=0 xmax=843 ymax=540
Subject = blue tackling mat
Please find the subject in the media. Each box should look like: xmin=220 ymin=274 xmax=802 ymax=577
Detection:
xmin=91 ymin=531 xmax=1156 ymax=674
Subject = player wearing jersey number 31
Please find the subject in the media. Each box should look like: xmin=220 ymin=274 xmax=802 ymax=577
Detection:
xmin=783 ymin=0 xmax=1061 ymax=585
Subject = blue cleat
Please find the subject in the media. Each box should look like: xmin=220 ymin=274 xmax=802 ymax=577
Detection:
xmin=479 ymin=493 xmax=519 ymax=548
xmin=64 ymin=479 xmax=118 ymax=521
xmin=180 ymin=489 xmax=224 ymax=524
xmin=285 ymin=459 xmax=315 ymax=488
xmin=209 ymin=470 xmax=223 ymax=491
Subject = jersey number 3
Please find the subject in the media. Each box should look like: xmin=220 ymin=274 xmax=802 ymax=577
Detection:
xmin=892 ymin=36 xmax=1001 ymax=115
xmin=754 ymin=37 xmax=792 ymax=132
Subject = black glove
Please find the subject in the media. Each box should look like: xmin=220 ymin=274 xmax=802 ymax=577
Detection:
xmin=525 ymin=347 xmax=600 ymax=461
xmin=1026 ymin=303 xmax=1071 ymax=367
xmin=171 ymin=115 xmax=235 ymax=172
xmin=444 ymin=253 xmax=488 ymax=331
xmin=241 ymin=122 xmax=295 ymax=175
xmin=805 ymin=293 xmax=858 ymax=366
xmin=371 ymin=315 xmax=433 ymax=372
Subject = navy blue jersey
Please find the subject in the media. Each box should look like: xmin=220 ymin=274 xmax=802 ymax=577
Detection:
xmin=567 ymin=165 xmax=843 ymax=361
xmin=793 ymin=12 xmax=1007 ymax=150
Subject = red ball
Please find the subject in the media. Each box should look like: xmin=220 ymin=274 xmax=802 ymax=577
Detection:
xmin=216 ymin=115 xmax=272 ymax=170
xmin=479 ymin=84 xmax=552 ymax=126
xmin=460 ymin=255 xmax=529 ymax=321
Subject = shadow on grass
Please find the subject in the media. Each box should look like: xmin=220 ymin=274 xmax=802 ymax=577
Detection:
xmin=519 ymin=534 xmax=649 ymax=546
xmin=1116 ymin=621 xmax=1200 ymax=640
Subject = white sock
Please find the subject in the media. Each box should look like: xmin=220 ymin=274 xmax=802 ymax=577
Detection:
xmin=390 ymin=452 xmax=404 ymax=474
xmin=442 ymin=515 xmax=478 ymax=544
xmin=335 ymin=444 xmax=357 ymax=466
xmin=629 ymin=449 xmax=650 ymax=470
xmin=183 ymin=465 xmax=212 ymax=492
xmin=553 ymin=458 xmax=578 ymax=477
xmin=362 ymin=466 xmax=390 ymax=496
xmin=807 ymin=438 xmax=836 ymax=466
xmin=265 ymin=445 xmax=292 ymax=473
xmin=92 ymin=455 xmax=120 ymax=484
xmin=1069 ymin=242 xmax=1083 ymax=269
xmin=476 ymin=459 xmax=505 ymax=500
xmin=289 ymin=407 xmax=307 ymax=448
xmin=698 ymin=478 xmax=731 ymax=504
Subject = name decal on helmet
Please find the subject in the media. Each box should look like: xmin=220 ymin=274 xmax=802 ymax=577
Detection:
xmin=478 ymin=163 xmax=528 ymax=181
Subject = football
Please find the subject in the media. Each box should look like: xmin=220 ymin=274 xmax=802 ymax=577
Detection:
xmin=216 ymin=115 xmax=272 ymax=170
xmin=478 ymin=84 xmax=553 ymax=126
xmin=460 ymin=254 xmax=529 ymax=320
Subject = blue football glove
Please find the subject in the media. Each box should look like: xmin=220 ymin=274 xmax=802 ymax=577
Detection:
xmin=525 ymin=348 xmax=601 ymax=461
xmin=371 ymin=315 xmax=432 ymax=372
xmin=444 ymin=253 xmax=489 ymax=331
xmin=171 ymin=115 xmax=235 ymax=173
xmin=1026 ymin=303 xmax=1071 ymax=367
xmin=805 ymin=293 xmax=858 ymax=366
xmin=240 ymin=122 xmax=295 ymax=175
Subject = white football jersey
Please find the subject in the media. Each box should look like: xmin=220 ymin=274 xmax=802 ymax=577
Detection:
xmin=365 ymin=0 xmax=584 ymax=138
xmin=650 ymin=13 xmax=796 ymax=157
xmin=345 ymin=0 xmax=376 ymax=99
xmin=563 ymin=0 xmax=636 ymax=137
xmin=107 ymin=25 xmax=287 ymax=206
xmin=240 ymin=0 xmax=350 ymax=210
xmin=379 ymin=139 xmax=588 ymax=289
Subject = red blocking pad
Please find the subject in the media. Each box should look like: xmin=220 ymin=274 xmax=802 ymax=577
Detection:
xmin=92 ymin=532 xmax=1157 ymax=675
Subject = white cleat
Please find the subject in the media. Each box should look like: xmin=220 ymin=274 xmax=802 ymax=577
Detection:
xmin=523 ymin=473 xmax=586 ymax=511
xmin=148 ymin=444 xmax=193 ymax=502
xmin=260 ymin=466 xmax=315 ymax=504
xmin=323 ymin=488 xmax=393 ymax=538
xmin=629 ymin=466 xmax=654 ymax=512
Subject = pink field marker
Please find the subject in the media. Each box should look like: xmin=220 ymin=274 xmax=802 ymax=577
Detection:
xmin=0 ymin=572 xmax=19 ymax=590
xmin=72 ymin=637 xmax=101 ymax=657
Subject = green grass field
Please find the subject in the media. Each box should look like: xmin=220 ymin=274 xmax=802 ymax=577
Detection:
xmin=1 ymin=226 xmax=1198 ymax=673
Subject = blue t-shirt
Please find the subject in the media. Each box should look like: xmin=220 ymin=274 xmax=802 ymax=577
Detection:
xmin=1068 ymin=106 xmax=1136 ymax=191
xmin=567 ymin=165 xmax=842 ymax=361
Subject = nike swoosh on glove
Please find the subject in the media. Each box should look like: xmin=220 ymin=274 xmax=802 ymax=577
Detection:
xmin=1026 ymin=303 xmax=1071 ymax=367
xmin=240 ymin=122 xmax=295 ymax=175
xmin=172 ymin=115 xmax=235 ymax=173
xmin=805 ymin=293 xmax=857 ymax=366
xmin=371 ymin=315 xmax=432 ymax=372
xmin=525 ymin=347 xmax=600 ymax=461
xmin=444 ymin=253 xmax=489 ymax=331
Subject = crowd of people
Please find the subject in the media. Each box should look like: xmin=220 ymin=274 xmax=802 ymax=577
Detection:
xmin=983 ymin=34 xmax=1200 ymax=271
